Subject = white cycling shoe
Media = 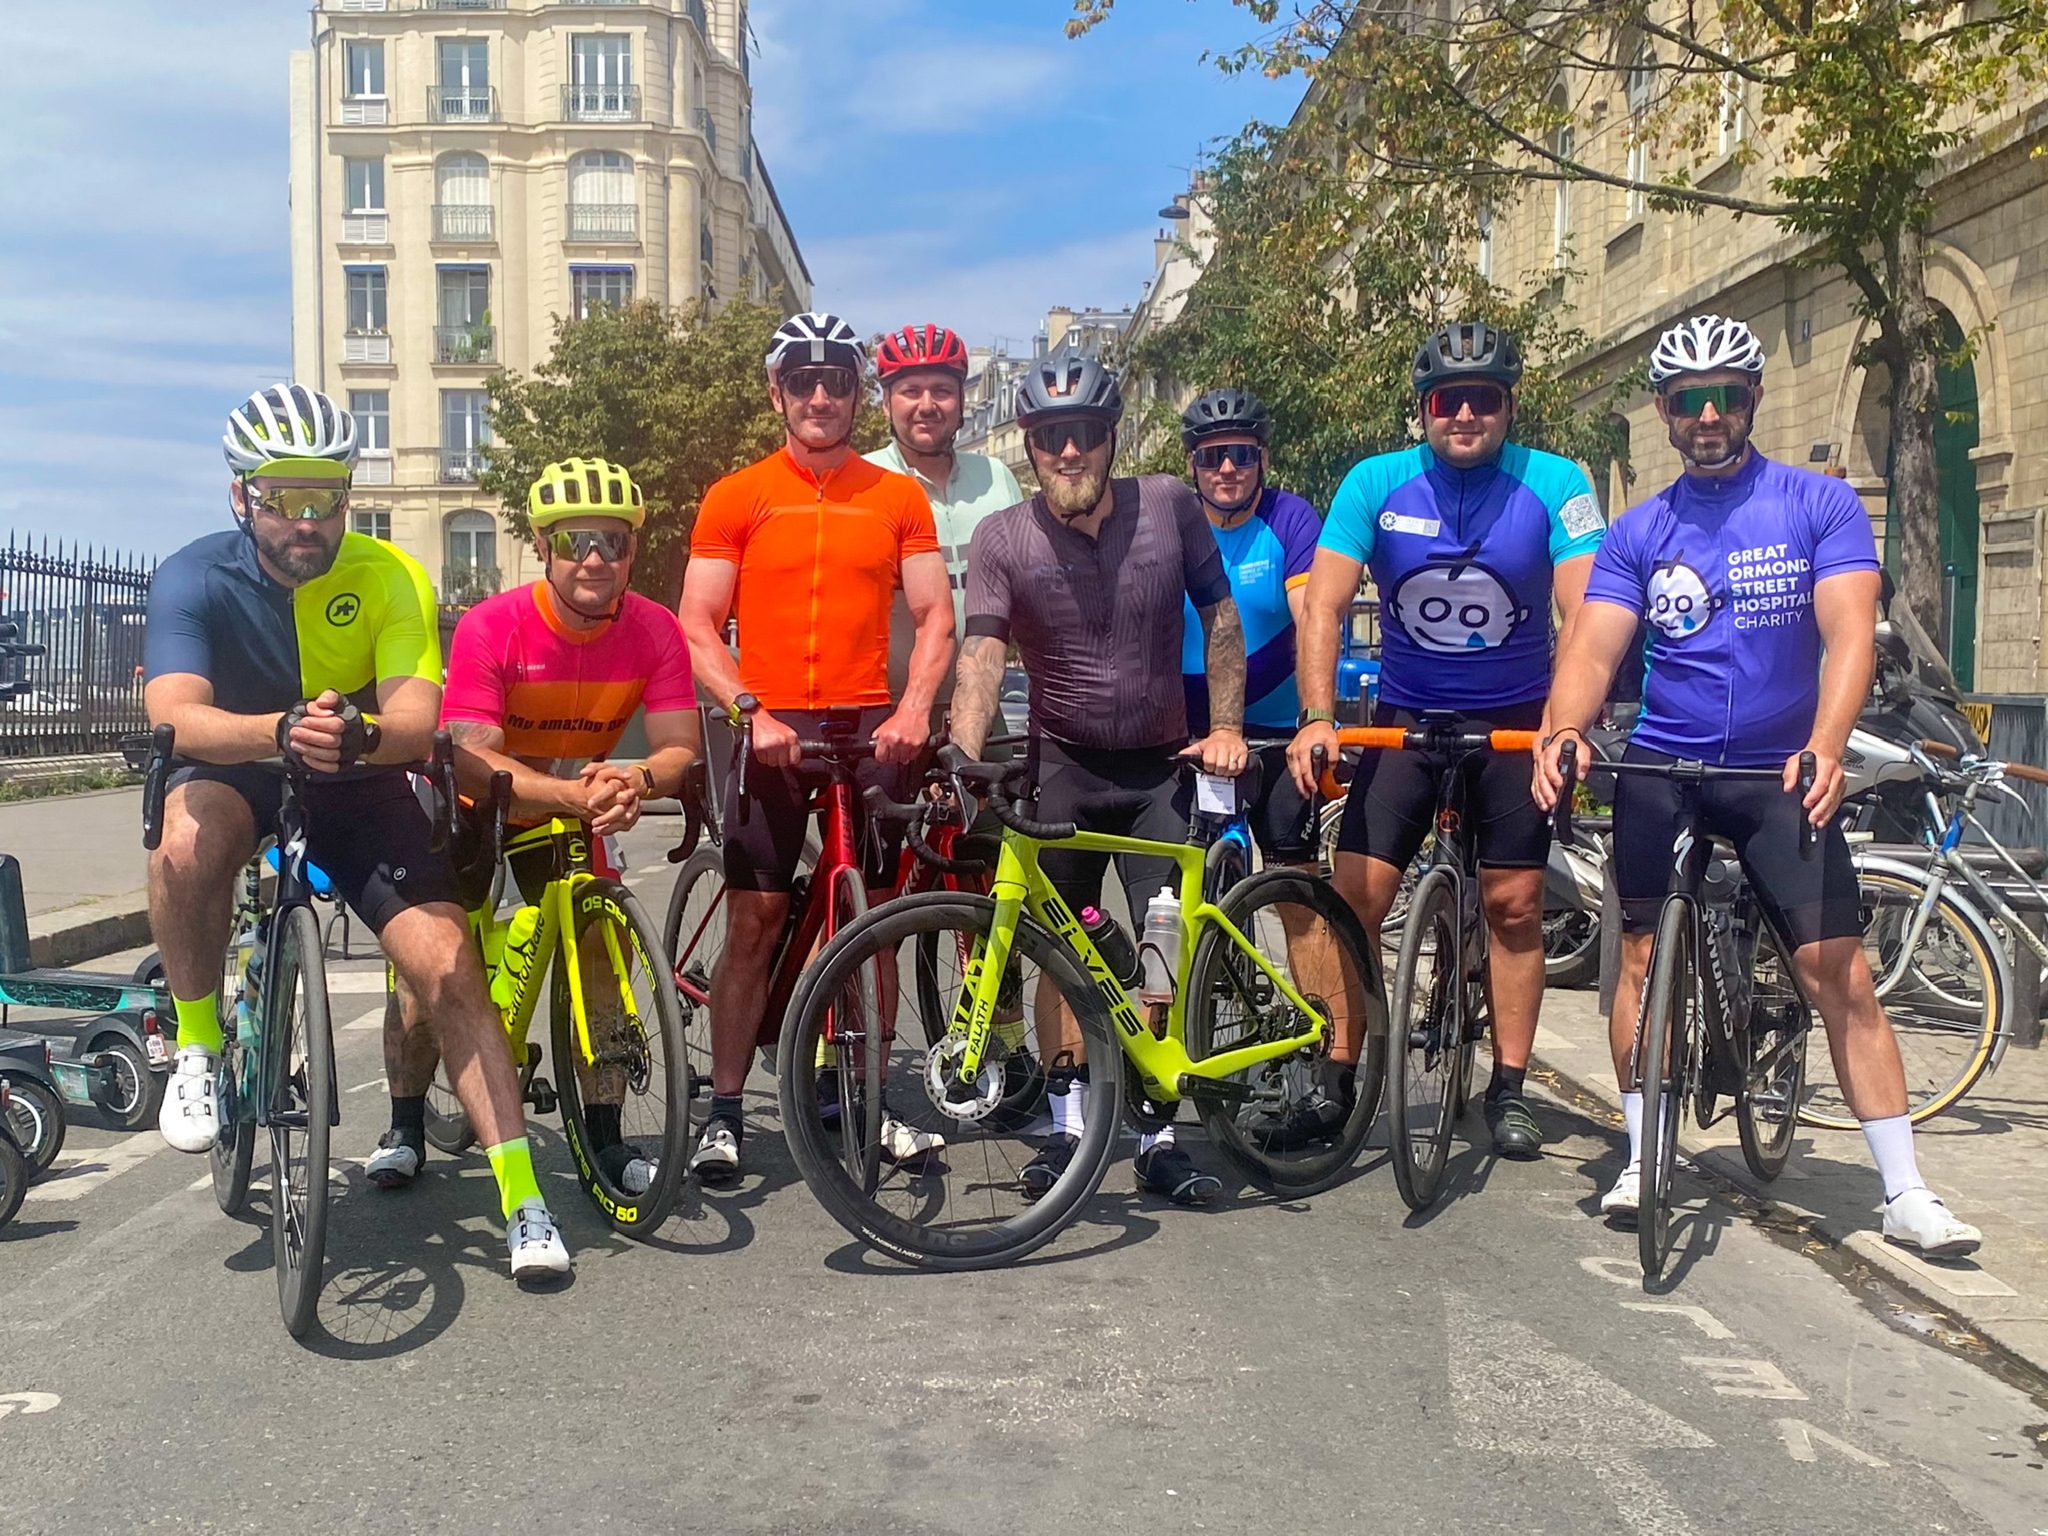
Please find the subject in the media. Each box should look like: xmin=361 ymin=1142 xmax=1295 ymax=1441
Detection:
xmin=508 ymin=1201 xmax=573 ymax=1282
xmin=1882 ymin=1187 xmax=1982 ymax=1259
xmin=1600 ymin=1164 xmax=1640 ymax=1219
xmin=880 ymin=1114 xmax=945 ymax=1164
xmin=158 ymin=1045 xmax=220 ymax=1153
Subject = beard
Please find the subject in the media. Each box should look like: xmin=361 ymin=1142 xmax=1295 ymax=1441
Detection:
xmin=255 ymin=522 xmax=341 ymax=581
xmin=1673 ymin=419 xmax=1750 ymax=469
xmin=1042 ymin=464 xmax=1109 ymax=519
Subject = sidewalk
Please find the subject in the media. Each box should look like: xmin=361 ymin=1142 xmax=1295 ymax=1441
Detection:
xmin=1532 ymin=986 xmax=2048 ymax=1375
xmin=0 ymin=784 xmax=152 ymax=967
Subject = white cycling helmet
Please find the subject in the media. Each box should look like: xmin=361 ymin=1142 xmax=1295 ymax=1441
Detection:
xmin=765 ymin=312 xmax=866 ymax=378
xmin=223 ymin=383 xmax=358 ymax=479
xmin=1648 ymin=315 xmax=1766 ymax=387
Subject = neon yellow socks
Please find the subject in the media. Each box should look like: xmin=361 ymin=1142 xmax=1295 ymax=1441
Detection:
xmin=484 ymin=1137 xmax=544 ymax=1220
xmin=172 ymin=992 xmax=224 ymax=1055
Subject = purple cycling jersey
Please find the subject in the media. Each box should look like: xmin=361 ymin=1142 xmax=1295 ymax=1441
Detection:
xmin=1584 ymin=451 xmax=1880 ymax=767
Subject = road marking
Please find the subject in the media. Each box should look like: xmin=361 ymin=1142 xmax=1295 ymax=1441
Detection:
xmin=1580 ymin=1256 xmax=1638 ymax=1286
xmin=1682 ymin=1357 xmax=1808 ymax=1400
xmin=0 ymin=1392 xmax=60 ymax=1420
xmin=347 ymin=1078 xmax=383 ymax=1094
xmin=1775 ymin=1418 xmax=1890 ymax=1467
xmin=1621 ymin=1302 xmax=1735 ymax=1340
xmin=28 ymin=1135 xmax=165 ymax=1203
xmin=2 ymin=1181 xmax=214 ymax=1333
xmin=326 ymin=972 xmax=389 ymax=995
xmin=1845 ymin=1233 xmax=2019 ymax=1297
xmin=1533 ymin=1024 xmax=1590 ymax=1053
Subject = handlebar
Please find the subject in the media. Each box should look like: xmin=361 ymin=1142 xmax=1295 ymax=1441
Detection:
xmin=1336 ymin=725 xmax=1540 ymax=754
xmin=1921 ymin=737 xmax=2048 ymax=786
xmin=428 ymin=729 xmax=456 ymax=854
xmin=861 ymin=785 xmax=987 ymax=875
xmin=665 ymin=758 xmax=718 ymax=865
xmin=1553 ymin=739 xmax=1578 ymax=847
xmin=1585 ymin=750 xmax=1821 ymax=860
xmin=140 ymin=723 xmax=175 ymax=852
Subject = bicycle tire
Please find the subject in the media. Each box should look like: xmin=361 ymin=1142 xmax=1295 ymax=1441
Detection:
xmin=0 ymin=1126 xmax=25 ymax=1228
xmin=778 ymin=891 xmax=1124 ymax=1269
xmin=210 ymin=945 xmax=255 ymax=1214
xmin=1735 ymin=925 xmax=1808 ymax=1181
xmin=1637 ymin=895 xmax=1692 ymax=1279
xmin=1801 ymin=865 xmax=2004 ymax=1130
xmin=1387 ymin=866 xmax=1464 ymax=1211
xmin=552 ymin=877 xmax=692 ymax=1236
xmin=664 ymin=843 xmax=730 ymax=1119
xmin=1202 ymin=838 xmax=1250 ymax=907
xmin=912 ymin=845 xmax=1044 ymax=1133
xmin=268 ymin=902 xmax=334 ymax=1339
xmin=1183 ymin=868 xmax=1385 ymax=1196
xmin=5 ymin=1078 xmax=63 ymax=1175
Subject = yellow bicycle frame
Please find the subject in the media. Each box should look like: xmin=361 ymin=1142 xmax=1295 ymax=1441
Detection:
xmin=948 ymin=828 xmax=1330 ymax=1105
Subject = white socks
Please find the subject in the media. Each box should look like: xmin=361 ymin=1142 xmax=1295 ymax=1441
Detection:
xmin=1861 ymin=1113 xmax=1924 ymax=1202
xmin=1621 ymin=1090 xmax=1644 ymax=1168
xmin=1052 ymin=1078 xmax=1089 ymax=1140
xmin=1138 ymin=1125 xmax=1175 ymax=1155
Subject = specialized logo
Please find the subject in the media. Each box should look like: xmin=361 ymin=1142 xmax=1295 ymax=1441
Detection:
xmin=1390 ymin=542 xmax=1529 ymax=653
xmin=1646 ymin=555 xmax=1722 ymax=641
xmin=325 ymin=592 xmax=362 ymax=627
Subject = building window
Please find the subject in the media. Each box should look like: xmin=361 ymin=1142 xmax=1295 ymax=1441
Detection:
xmin=1476 ymin=204 xmax=1494 ymax=281
xmin=567 ymin=150 xmax=635 ymax=239
xmin=571 ymin=266 xmax=635 ymax=320
xmin=349 ymin=390 xmax=390 ymax=452
xmin=700 ymin=214 xmax=715 ymax=267
xmin=436 ymin=266 xmax=493 ymax=363
xmin=441 ymin=391 xmax=490 ymax=482
xmin=445 ymin=510 xmax=496 ymax=569
xmin=1624 ymin=45 xmax=1654 ymax=220
xmin=351 ymin=507 xmax=392 ymax=542
xmin=344 ymin=40 xmax=385 ymax=99
xmin=569 ymin=35 xmax=635 ymax=118
xmin=346 ymin=267 xmax=388 ymax=333
xmin=436 ymin=39 xmax=491 ymax=120
xmin=1718 ymin=63 xmax=1748 ymax=157
xmin=1549 ymin=89 xmax=1574 ymax=263
xmin=344 ymin=158 xmax=384 ymax=213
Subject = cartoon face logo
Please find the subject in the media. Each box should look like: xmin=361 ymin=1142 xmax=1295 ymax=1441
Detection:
xmin=1389 ymin=544 xmax=1529 ymax=653
xmin=1645 ymin=556 xmax=1722 ymax=640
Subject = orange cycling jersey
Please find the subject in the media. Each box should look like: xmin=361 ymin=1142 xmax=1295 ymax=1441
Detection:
xmin=691 ymin=448 xmax=938 ymax=710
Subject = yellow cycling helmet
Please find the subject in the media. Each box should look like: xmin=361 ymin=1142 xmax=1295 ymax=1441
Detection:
xmin=527 ymin=456 xmax=646 ymax=530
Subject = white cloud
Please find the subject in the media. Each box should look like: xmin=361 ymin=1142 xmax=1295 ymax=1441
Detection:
xmin=846 ymin=43 xmax=1067 ymax=131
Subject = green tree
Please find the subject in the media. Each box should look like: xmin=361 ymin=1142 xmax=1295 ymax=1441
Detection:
xmin=1072 ymin=0 xmax=2048 ymax=641
xmin=480 ymin=298 xmax=886 ymax=601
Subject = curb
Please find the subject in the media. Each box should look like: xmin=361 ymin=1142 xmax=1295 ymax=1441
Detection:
xmin=1528 ymin=1041 xmax=2048 ymax=1382
xmin=27 ymin=895 xmax=153 ymax=971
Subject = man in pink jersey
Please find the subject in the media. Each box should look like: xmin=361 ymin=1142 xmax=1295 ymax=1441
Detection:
xmin=369 ymin=457 xmax=701 ymax=1195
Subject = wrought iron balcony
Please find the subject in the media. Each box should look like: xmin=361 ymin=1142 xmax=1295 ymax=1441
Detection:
xmin=440 ymin=565 xmax=501 ymax=609
xmin=424 ymin=0 xmax=499 ymax=10
xmin=434 ymin=326 xmax=496 ymax=365
xmin=428 ymin=86 xmax=498 ymax=124
xmin=440 ymin=448 xmax=486 ymax=483
xmin=566 ymin=203 xmax=637 ymax=241
xmin=432 ymin=203 xmax=495 ymax=242
xmin=562 ymin=84 xmax=641 ymax=122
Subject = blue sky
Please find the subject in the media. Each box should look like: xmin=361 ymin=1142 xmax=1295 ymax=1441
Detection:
xmin=0 ymin=0 xmax=1298 ymax=557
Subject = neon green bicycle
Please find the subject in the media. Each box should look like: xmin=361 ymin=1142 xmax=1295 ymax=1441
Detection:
xmin=776 ymin=751 xmax=1386 ymax=1269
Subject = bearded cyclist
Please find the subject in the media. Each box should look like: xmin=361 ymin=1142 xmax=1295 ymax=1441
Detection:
xmin=1534 ymin=314 xmax=1981 ymax=1256
xmin=143 ymin=384 xmax=570 ymax=1281
xmin=1288 ymin=323 xmax=1607 ymax=1160
xmin=367 ymin=458 xmax=701 ymax=1197
xmin=678 ymin=313 xmax=955 ymax=1183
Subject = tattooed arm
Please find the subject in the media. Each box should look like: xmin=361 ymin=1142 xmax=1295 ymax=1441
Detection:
xmin=1185 ymin=596 xmax=1249 ymax=776
xmin=447 ymin=718 xmax=597 ymax=824
xmin=949 ymin=635 xmax=1007 ymax=761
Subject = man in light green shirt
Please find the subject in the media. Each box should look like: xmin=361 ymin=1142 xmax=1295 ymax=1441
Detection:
xmin=867 ymin=323 xmax=1024 ymax=730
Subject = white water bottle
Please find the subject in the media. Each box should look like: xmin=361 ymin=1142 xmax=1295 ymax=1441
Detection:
xmin=1137 ymin=886 xmax=1181 ymax=1005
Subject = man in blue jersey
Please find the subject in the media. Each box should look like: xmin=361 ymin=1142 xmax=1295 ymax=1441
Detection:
xmin=1289 ymin=323 xmax=1606 ymax=1156
xmin=1535 ymin=314 xmax=1980 ymax=1256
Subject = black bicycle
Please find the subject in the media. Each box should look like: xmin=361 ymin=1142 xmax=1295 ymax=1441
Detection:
xmin=1559 ymin=746 xmax=1819 ymax=1278
xmin=142 ymin=725 xmax=458 ymax=1338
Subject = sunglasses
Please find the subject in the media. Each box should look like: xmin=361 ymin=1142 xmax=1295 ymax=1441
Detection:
xmin=1192 ymin=443 xmax=1262 ymax=472
xmin=1424 ymin=384 xmax=1508 ymax=420
xmin=1664 ymin=382 xmax=1755 ymax=418
xmin=780 ymin=366 xmax=858 ymax=400
xmin=251 ymin=485 xmax=349 ymax=522
xmin=1026 ymin=419 xmax=1112 ymax=456
xmin=547 ymin=528 xmax=633 ymax=563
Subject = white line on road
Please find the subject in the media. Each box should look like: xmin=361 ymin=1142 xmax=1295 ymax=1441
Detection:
xmin=28 ymin=1136 xmax=166 ymax=1203
xmin=1621 ymin=1302 xmax=1736 ymax=1340
xmin=2 ymin=1181 xmax=215 ymax=1333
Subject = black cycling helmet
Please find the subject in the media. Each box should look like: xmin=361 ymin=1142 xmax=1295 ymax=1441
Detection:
xmin=1412 ymin=322 xmax=1524 ymax=392
xmin=1180 ymin=388 xmax=1270 ymax=449
xmin=1016 ymin=350 xmax=1124 ymax=428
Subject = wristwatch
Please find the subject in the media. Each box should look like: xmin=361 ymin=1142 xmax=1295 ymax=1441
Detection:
xmin=728 ymin=692 xmax=761 ymax=726
xmin=636 ymin=764 xmax=657 ymax=795
xmin=1297 ymin=707 xmax=1338 ymax=729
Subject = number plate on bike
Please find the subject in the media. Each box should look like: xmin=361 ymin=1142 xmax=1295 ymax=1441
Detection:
xmin=1196 ymin=774 xmax=1238 ymax=815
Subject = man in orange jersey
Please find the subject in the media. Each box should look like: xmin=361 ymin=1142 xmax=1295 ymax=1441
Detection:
xmin=677 ymin=312 xmax=954 ymax=1182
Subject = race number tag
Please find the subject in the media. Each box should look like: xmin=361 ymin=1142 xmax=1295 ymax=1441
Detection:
xmin=1557 ymin=493 xmax=1605 ymax=540
xmin=1379 ymin=510 xmax=1442 ymax=538
xmin=1196 ymin=774 xmax=1238 ymax=815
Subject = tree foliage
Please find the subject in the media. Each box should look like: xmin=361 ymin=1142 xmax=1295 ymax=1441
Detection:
xmin=480 ymin=299 xmax=885 ymax=600
xmin=1072 ymin=0 xmax=2048 ymax=638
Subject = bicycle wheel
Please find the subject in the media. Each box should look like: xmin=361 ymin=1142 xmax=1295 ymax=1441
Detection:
xmin=0 ymin=1124 xmax=25 ymax=1227
xmin=778 ymin=891 xmax=1124 ymax=1269
xmin=1800 ymin=866 xmax=2005 ymax=1129
xmin=1184 ymin=868 xmax=1385 ymax=1196
xmin=1735 ymin=925 xmax=1809 ymax=1180
xmin=664 ymin=844 xmax=729 ymax=1121
xmin=912 ymin=844 xmax=1044 ymax=1134
xmin=552 ymin=877 xmax=692 ymax=1236
xmin=4 ymin=1078 xmax=63 ymax=1175
xmin=1385 ymin=867 xmax=1464 ymax=1210
xmin=266 ymin=903 xmax=334 ymax=1339
xmin=1637 ymin=896 xmax=1693 ymax=1279
xmin=211 ymin=943 xmax=255 ymax=1213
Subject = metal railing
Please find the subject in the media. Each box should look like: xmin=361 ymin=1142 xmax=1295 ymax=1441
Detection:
xmin=566 ymin=203 xmax=637 ymax=241
xmin=424 ymin=0 xmax=499 ymax=9
xmin=562 ymin=84 xmax=641 ymax=121
xmin=440 ymin=447 xmax=486 ymax=483
xmin=434 ymin=325 xmax=497 ymax=365
xmin=428 ymin=86 xmax=498 ymax=123
xmin=440 ymin=565 xmax=501 ymax=609
xmin=0 ymin=538 xmax=153 ymax=760
xmin=432 ymin=203 xmax=494 ymax=241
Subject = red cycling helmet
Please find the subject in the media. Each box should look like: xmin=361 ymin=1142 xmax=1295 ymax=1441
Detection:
xmin=876 ymin=324 xmax=970 ymax=381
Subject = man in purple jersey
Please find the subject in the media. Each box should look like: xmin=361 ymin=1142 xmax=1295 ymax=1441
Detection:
xmin=1536 ymin=314 xmax=1980 ymax=1257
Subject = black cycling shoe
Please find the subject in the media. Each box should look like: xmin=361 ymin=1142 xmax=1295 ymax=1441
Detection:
xmin=1020 ymin=1134 xmax=1080 ymax=1202
xmin=1134 ymin=1144 xmax=1222 ymax=1206
xmin=1251 ymin=1088 xmax=1351 ymax=1152
xmin=1483 ymin=1090 xmax=1543 ymax=1159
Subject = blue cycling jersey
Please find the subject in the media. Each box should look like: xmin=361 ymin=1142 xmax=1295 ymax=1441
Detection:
xmin=1584 ymin=451 xmax=1881 ymax=767
xmin=1320 ymin=442 xmax=1604 ymax=712
xmin=1182 ymin=486 xmax=1321 ymax=733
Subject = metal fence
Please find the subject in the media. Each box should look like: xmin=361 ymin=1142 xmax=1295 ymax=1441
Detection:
xmin=0 ymin=537 xmax=154 ymax=760
xmin=1967 ymin=694 xmax=2048 ymax=847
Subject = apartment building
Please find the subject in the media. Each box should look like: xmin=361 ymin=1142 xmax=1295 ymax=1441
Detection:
xmin=287 ymin=0 xmax=810 ymax=605
xmin=958 ymin=305 xmax=1135 ymax=487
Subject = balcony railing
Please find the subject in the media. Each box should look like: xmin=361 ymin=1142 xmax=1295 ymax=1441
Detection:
xmin=432 ymin=203 xmax=495 ymax=241
xmin=336 ymin=0 xmax=390 ymax=11
xmin=428 ymin=86 xmax=497 ymax=123
xmin=340 ymin=96 xmax=388 ymax=126
xmin=566 ymin=203 xmax=637 ymax=241
xmin=440 ymin=565 xmax=502 ymax=609
xmin=562 ymin=84 xmax=640 ymax=122
xmin=343 ymin=329 xmax=392 ymax=365
xmin=425 ymin=0 xmax=499 ymax=10
xmin=434 ymin=325 xmax=497 ymax=365
xmin=341 ymin=211 xmax=389 ymax=244
xmin=440 ymin=447 xmax=486 ymax=483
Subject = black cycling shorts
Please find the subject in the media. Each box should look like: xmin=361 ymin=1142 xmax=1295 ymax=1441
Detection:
xmin=1333 ymin=700 xmax=1549 ymax=872
xmin=1027 ymin=736 xmax=1192 ymax=924
xmin=1611 ymin=743 xmax=1861 ymax=947
xmin=1241 ymin=741 xmax=1316 ymax=863
xmin=170 ymin=763 xmax=464 ymax=934
xmin=720 ymin=708 xmax=913 ymax=894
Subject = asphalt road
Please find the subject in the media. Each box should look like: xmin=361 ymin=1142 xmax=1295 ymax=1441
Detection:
xmin=2 ymin=822 xmax=2045 ymax=1534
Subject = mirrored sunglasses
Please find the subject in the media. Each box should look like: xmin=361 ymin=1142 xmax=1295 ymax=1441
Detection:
xmin=781 ymin=366 xmax=858 ymax=400
xmin=253 ymin=485 xmax=350 ymax=522
xmin=1192 ymin=442 xmax=1262 ymax=472
xmin=1424 ymin=384 xmax=1507 ymax=420
xmin=1665 ymin=383 xmax=1755 ymax=418
xmin=1026 ymin=419 xmax=1112 ymax=456
xmin=547 ymin=528 xmax=633 ymax=563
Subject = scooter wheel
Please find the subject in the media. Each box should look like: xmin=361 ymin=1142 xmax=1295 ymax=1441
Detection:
xmin=91 ymin=1036 xmax=162 ymax=1132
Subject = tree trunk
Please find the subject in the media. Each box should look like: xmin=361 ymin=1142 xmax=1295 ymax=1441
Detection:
xmin=1884 ymin=232 xmax=1945 ymax=648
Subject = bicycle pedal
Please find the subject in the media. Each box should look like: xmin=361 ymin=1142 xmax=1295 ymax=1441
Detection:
xmin=527 ymin=1076 xmax=558 ymax=1115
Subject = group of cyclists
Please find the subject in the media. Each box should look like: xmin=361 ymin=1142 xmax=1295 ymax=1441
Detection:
xmin=136 ymin=300 xmax=1981 ymax=1291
